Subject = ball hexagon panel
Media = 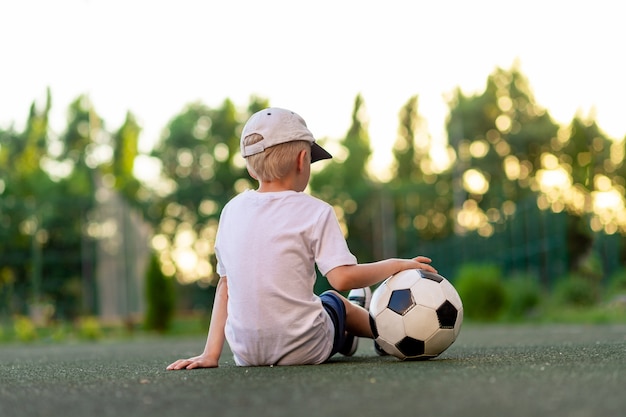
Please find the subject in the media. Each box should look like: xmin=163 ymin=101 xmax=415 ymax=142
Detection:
xmin=369 ymin=280 xmax=392 ymax=317
xmin=386 ymin=270 xmax=420 ymax=290
xmin=424 ymin=328 xmax=456 ymax=356
xmin=375 ymin=308 xmax=407 ymax=343
xmin=376 ymin=337 xmax=404 ymax=359
xmin=411 ymin=279 xmax=446 ymax=310
xmin=403 ymin=304 xmax=440 ymax=341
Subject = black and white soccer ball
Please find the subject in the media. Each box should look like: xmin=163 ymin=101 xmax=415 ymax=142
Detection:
xmin=369 ymin=269 xmax=463 ymax=360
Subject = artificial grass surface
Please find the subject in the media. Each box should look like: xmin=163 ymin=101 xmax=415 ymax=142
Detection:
xmin=1 ymin=324 xmax=625 ymax=417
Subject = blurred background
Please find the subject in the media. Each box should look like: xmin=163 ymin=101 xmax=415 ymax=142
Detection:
xmin=1 ymin=0 xmax=625 ymax=340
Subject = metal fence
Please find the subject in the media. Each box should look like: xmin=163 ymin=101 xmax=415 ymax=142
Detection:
xmin=413 ymin=197 xmax=623 ymax=287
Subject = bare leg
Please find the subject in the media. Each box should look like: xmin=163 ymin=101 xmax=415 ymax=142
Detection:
xmin=338 ymin=292 xmax=374 ymax=338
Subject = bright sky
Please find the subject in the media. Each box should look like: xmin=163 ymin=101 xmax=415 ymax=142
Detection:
xmin=1 ymin=0 xmax=625 ymax=176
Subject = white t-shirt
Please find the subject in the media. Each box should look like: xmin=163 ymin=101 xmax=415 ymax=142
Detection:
xmin=215 ymin=190 xmax=357 ymax=366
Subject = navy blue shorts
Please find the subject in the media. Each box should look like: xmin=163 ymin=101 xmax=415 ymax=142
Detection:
xmin=320 ymin=291 xmax=347 ymax=359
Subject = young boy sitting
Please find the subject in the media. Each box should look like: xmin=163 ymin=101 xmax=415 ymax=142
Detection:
xmin=167 ymin=107 xmax=436 ymax=368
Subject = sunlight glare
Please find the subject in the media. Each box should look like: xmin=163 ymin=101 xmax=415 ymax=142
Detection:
xmin=495 ymin=115 xmax=512 ymax=133
xmin=503 ymin=155 xmax=520 ymax=180
xmin=469 ymin=140 xmax=489 ymax=158
xmin=462 ymin=169 xmax=489 ymax=195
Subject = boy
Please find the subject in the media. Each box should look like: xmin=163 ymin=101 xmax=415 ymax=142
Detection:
xmin=167 ymin=108 xmax=436 ymax=369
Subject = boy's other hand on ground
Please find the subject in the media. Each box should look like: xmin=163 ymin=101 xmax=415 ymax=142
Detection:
xmin=166 ymin=354 xmax=219 ymax=370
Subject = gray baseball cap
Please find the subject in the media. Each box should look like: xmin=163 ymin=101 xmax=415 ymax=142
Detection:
xmin=240 ymin=108 xmax=332 ymax=163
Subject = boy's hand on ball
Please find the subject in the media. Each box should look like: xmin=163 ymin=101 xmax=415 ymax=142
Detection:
xmin=411 ymin=256 xmax=437 ymax=273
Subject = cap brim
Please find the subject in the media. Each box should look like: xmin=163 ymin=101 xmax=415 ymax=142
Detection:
xmin=311 ymin=143 xmax=332 ymax=163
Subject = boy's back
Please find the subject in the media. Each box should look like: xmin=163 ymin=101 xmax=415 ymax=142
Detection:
xmin=215 ymin=189 xmax=356 ymax=366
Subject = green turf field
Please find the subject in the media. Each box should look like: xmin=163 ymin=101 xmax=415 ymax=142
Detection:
xmin=1 ymin=324 xmax=625 ymax=417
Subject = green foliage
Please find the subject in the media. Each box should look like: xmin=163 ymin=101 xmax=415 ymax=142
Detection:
xmin=108 ymin=111 xmax=141 ymax=200
xmin=503 ymin=274 xmax=544 ymax=320
xmin=144 ymin=254 xmax=176 ymax=333
xmin=606 ymin=268 xmax=626 ymax=297
xmin=13 ymin=316 xmax=37 ymax=342
xmin=77 ymin=316 xmax=103 ymax=340
xmin=50 ymin=323 xmax=70 ymax=342
xmin=454 ymin=263 xmax=507 ymax=321
xmin=541 ymin=305 xmax=626 ymax=324
xmin=393 ymin=96 xmax=419 ymax=182
xmin=552 ymin=274 xmax=599 ymax=308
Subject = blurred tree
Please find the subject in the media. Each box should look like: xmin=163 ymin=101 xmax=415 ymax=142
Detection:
xmin=149 ymin=97 xmax=269 ymax=285
xmin=555 ymin=116 xmax=614 ymax=272
xmin=611 ymin=136 xmax=626 ymax=262
xmin=0 ymin=91 xmax=56 ymax=316
xmin=43 ymin=95 xmax=102 ymax=318
xmin=144 ymin=252 xmax=175 ymax=333
xmin=310 ymin=94 xmax=377 ymax=262
xmin=0 ymin=92 xmax=116 ymax=319
xmin=559 ymin=116 xmax=610 ymax=189
xmin=392 ymin=95 xmax=427 ymax=184
xmin=443 ymin=64 xmax=626 ymax=284
xmin=107 ymin=111 xmax=141 ymax=201
xmin=390 ymin=96 xmax=454 ymax=252
xmin=446 ymin=63 xmax=559 ymax=237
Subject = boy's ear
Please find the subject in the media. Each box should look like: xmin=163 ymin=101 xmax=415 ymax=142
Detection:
xmin=296 ymin=149 xmax=308 ymax=171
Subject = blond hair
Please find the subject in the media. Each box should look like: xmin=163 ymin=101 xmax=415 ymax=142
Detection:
xmin=243 ymin=134 xmax=310 ymax=181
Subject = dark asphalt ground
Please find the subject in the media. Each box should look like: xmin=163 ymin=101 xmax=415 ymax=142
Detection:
xmin=1 ymin=324 xmax=625 ymax=417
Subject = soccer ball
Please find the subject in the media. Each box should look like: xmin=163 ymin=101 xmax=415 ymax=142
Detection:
xmin=369 ymin=269 xmax=463 ymax=360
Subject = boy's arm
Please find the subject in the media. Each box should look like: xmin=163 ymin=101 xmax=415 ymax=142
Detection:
xmin=325 ymin=256 xmax=437 ymax=292
xmin=166 ymin=276 xmax=228 ymax=370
